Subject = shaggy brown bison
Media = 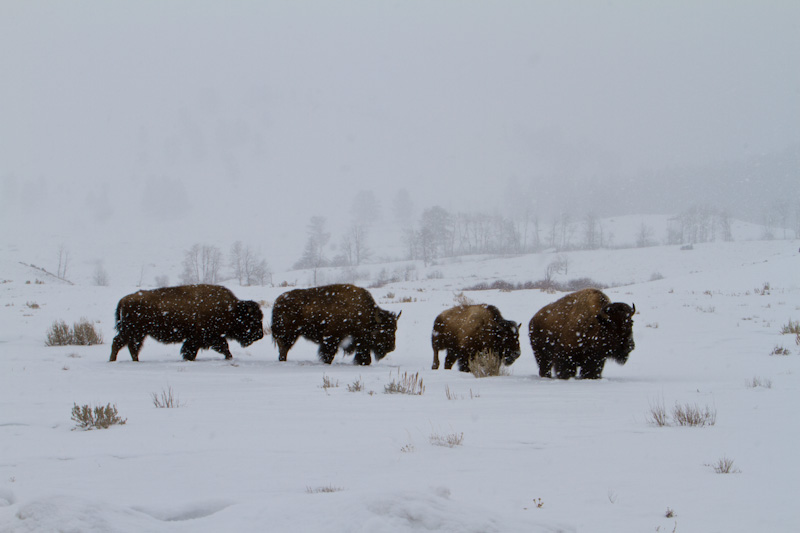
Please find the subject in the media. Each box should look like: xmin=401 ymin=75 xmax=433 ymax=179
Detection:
xmin=432 ymin=304 xmax=521 ymax=372
xmin=271 ymin=284 xmax=401 ymax=365
xmin=529 ymin=288 xmax=635 ymax=379
xmin=109 ymin=284 xmax=264 ymax=362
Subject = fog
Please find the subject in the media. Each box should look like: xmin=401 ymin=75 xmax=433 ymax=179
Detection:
xmin=1 ymin=1 xmax=798 ymax=269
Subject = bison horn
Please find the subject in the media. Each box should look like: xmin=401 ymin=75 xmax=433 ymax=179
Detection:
xmin=396 ymin=310 xmax=402 ymax=320
xmin=630 ymin=303 xmax=636 ymax=316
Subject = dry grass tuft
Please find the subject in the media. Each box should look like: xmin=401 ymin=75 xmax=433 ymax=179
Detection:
xmin=707 ymin=456 xmax=740 ymax=474
xmin=384 ymin=370 xmax=425 ymax=395
xmin=305 ymin=485 xmax=343 ymax=494
xmin=746 ymin=376 xmax=773 ymax=389
xmin=321 ymin=374 xmax=339 ymax=390
xmin=346 ymin=377 xmax=364 ymax=392
xmin=152 ymin=386 xmax=183 ymax=408
xmin=444 ymin=385 xmax=479 ymax=400
xmin=430 ymin=431 xmax=464 ymax=448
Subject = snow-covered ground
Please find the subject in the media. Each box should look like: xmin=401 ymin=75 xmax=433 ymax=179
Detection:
xmin=1 ymin=233 xmax=799 ymax=532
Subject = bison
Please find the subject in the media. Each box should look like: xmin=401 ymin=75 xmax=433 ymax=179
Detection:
xmin=109 ymin=284 xmax=264 ymax=362
xmin=529 ymin=288 xmax=635 ymax=379
xmin=271 ymin=284 xmax=401 ymax=365
xmin=431 ymin=304 xmax=522 ymax=372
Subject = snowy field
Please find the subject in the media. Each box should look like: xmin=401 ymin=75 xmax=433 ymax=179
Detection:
xmin=1 ymin=236 xmax=799 ymax=532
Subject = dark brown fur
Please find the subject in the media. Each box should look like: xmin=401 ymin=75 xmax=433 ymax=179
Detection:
xmin=432 ymin=304 xmax=521 ymax=372
xmin=271 ymin=284 xmax=401 ymax=365
xmin=109 ymin=284 xmax=264 ymax=362
xmin=529 ymin=288 xmax=635 ymax=379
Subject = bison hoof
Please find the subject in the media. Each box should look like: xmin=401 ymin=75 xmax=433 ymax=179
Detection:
xmin=432 ymin=363 xmax=439 ymax=370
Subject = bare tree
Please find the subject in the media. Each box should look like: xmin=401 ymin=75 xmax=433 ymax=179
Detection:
xmin=230 ymin=241 xmax=272 ymax=286
xmin=392 ymin=188 xmax=416 ymax=228
xmin=180 ymin=244 xmax=223 ymax=284
xmin=583 ymin=213 xmax=599 ymax=250
xmin=340 ymin=223 xmax=371 ymax=266
xmin=293 ymin=216 xmax=331 ymax=285
xmin=636 ymin=222 xmax=654 ymax=248
xmin=419 ymin=206 xmax=453 ymax=262
xmin=92 ymin=263 xmax=109 ymax=286
xmin=57 ymin=245 xmax=69 ymax=280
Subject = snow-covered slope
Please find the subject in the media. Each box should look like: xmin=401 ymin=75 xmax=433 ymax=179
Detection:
xmin=1 ymin=234 xmax=799 ymax=532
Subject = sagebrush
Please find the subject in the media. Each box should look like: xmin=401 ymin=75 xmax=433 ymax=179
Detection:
xmin=71 ymin=403 xmax=126 ymax=430
xmin=469 ymin=349 xmax=508 ymax=378
xmin=648 ymin=398 xmax=716 ymax=427
xmin=46 ymin=318 xmax=103 ymax=346
xmin=780 ymin=319 xmax=800 ymax=335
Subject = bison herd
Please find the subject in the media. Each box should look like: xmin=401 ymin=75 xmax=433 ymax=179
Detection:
xmin=109 ymin=284 xmax=636 ymax=379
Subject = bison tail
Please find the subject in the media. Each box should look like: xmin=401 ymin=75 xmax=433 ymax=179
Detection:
xmin=114 ymin=302 xmax=122 ymax=332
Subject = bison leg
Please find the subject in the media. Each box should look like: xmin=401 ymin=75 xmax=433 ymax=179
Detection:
xmin=353 ymin=348 xmax=371 ymax=366
xmin=109 ymin=335 xmax=126 ymax=362
xmin=432 ymin=348 xmax=440 ymax=370
xmin=275 ymin=335 xmax=298 ymax=362
xmin=457 ymin=354 xmax=471 ymax=373
xmin=125 ymin=336 xmax=144 ymax=362
xmin=443 ymin=350 xmax=458 ymax=370
xmin=579 ymin=358 xmax=605 ymax=379
xmin=554 ymin=356 xmax=577 ymax=380
xmin=533 ymin=348 xmax=553 ymax=378
xmin=211 ymin=338 xmax=234 ymax=360
xmin=318 ymin=337 xmax=339 ymax=364
xmin=181 ymin=340 xmax=199 ymax=361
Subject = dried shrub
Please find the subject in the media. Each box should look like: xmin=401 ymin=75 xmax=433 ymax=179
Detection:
xmin=671 ymin=403 xmax=716 ymax=427
xmin=45 ymin=320 xmax=72 ymax=346
xmin=647 ymin=397 xmax=670 ymax=427
xmin=469 ymin=349 xmax=508 ymax=378
xmin=46 ymin=318 xmax=103 ymax=346
xmin=71 ymin=318 xmax=103 ymax=345
xmin=780 ymin=319 xmax=800 ymax=335
xmin=770 ymin=345 xmax=791 ymax=356
xmin=648 ymin=398 xmax=715 ymax=427
xmin=71 ymin=403 xmax=126 ymax=430
xmin=384 ymin=370 xmax=425 ymax=395
xmin=453 ymin=291 xmax=475 ymax=306
xmin=464 ymin=278 xmax=608 ymax=293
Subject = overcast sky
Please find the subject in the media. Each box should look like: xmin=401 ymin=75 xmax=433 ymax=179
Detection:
xmin=1 ymin=1 xmax=798 ymax=268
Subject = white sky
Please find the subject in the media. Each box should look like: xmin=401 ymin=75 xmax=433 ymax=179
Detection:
xmin=1 ymin=1 xmax=798 ymax=266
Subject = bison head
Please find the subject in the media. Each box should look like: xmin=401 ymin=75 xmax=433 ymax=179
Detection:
xmin=598 ymin=302 xmax=635 ymax=364
xmin=497 ymin=319 xmax=523 ymax=366
xmin=370 ymin=309 xmax=401 ymax=361
xmin=233 ymin=300 xmax=265 ymax=347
